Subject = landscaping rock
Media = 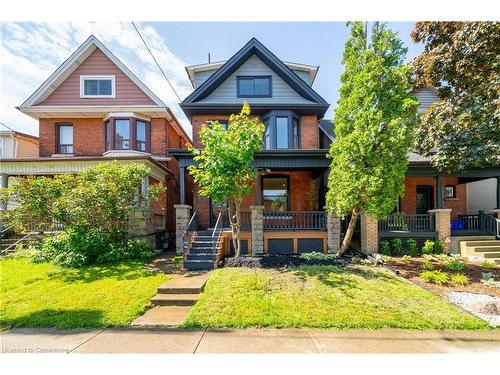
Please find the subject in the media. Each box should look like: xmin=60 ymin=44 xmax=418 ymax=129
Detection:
xmin=448 ymin=292 xmax=500 ymax=326
xmin=222 ymin=255 xmax=350 ymax=269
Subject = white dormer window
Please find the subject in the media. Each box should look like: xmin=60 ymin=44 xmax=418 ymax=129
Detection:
xmin=80 ymin=75 xmax=115 ymax=98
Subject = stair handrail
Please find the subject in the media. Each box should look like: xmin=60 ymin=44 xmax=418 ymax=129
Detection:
xmin=182 ymin=211 xmax=198 ymax=260
xmin=479 ymin=211 xmax=500 ymax=238
xmin=1 ymin=232 xmax=31 ymax=255
xmin=211 ymin=211 xmax=224 ymax=262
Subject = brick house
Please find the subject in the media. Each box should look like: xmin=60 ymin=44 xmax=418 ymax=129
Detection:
xmin=170 ymin=38 xmax=499 ymax=269
xmin=0 ymin=35 xmax=192 ymax=249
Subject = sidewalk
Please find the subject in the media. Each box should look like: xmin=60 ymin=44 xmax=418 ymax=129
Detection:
xmin=1 ymin=328 xmax=500 ymax=353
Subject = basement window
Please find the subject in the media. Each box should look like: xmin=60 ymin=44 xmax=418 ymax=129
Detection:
xmin=80 ymin=75 xmax=115 ymax=98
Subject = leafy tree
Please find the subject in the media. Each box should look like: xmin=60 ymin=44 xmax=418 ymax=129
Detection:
xmin=411 ymin=22 xmax=500 ymax=172
xmin=189 ymin=102 xmax=265 ymax=257
xmin=326 ymin=22 xmax=418 ymax=255
xmin=1 ymin=161 xmax=163 ymax=266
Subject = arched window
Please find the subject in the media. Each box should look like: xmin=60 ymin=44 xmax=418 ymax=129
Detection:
xmin=261 ymin=110 xmax=300 ymax=150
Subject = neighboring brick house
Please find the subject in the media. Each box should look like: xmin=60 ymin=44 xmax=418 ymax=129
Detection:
xmin=0 ymin=35 xmax=191 ymax=249
xmin=170 ymin=38 xmax=499 ymax=269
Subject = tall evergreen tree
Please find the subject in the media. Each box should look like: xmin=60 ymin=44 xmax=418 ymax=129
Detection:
xmin=411 ymin=22 xmax=500 ymax=172
xmin=326 ymin=22 xmax=418 ymax=255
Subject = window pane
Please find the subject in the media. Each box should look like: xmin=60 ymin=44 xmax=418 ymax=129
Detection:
xmin=59 ymin=126 xmax=73 ymax=144
xmin=292 ymin=118 xmax=299 ymax=149
xmin=263 ymin=120 xmax=271 ymax=149
xmin=84 ymin=80 xmax=98 ymax=95
xmin=263 ymin=177 xmax=289 ymax=212
xmin=136 ymin=121 xmax=146 ymax=151
xmin=115 ymin=119 xmax=130 ymax=149
xmin=238 ymin=78 xmax=254 ymax=96
xmin=276 ymin=117 xmax=289 ymax=149
xmin=98 ymin=80 xmax=112 ymax=95
xmin=254 ymin=78 xmax=270 ymax=96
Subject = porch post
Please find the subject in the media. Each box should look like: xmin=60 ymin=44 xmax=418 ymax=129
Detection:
xmin=435 ymin=175 xmax=443 ymax=209
xmin=324 ymin=207 xmax=341 ymax=254
xmin=254 ymin=170 xmax=260 ymax=206
xmin=360 ymin=212 xmax=378 ymax=255
xmin=175 ymin=204 xmax=192 ymax=254
xmin=429 ymin=208 xmax=451 ymax=253
xmin=250 ymin=205 xmax=264 ymax=255
xmin=179 ymin=167 xmax=186 ymax=205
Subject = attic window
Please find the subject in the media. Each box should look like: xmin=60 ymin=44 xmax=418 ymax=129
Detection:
xmin=80 ymin=75 xmax=115 ymax=98
xmin=237 ymin=76 xmax=272 ymax=98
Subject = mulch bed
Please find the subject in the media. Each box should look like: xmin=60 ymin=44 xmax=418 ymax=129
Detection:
xmin=385 ymin=257 xmax=500 ymax=297
xmin=222 ymin=255 xmax=350 ymax=268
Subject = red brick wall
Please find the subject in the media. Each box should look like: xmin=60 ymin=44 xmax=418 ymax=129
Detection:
xmin=39 ymin=118 xmax=105 ymax=156
xmin=191 ymin=115 xmax=230 ymax=148
xmin=300 ymin=115 xmax=319 ymax=149
xmin=401 ymin=177 xmax=467 ymax=220
xmin=151 ymin=118 xmax=167 ymax=156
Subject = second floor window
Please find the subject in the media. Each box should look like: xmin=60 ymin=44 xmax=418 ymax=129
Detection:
xmin=261 ymin=111 xmax=300 ymax=150
xmin=80 ymin=75 xmax=115 ymax=98
xmin=57 ymin=124 xmax=73 ymax=154
xmin=105 ymin=117 xmax=150 ymax=152
xmin=237 ymin=76 xmax=272 ymax=98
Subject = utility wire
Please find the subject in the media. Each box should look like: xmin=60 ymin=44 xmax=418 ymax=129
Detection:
xmin=131 ymin=21 xmax=182 ymax=102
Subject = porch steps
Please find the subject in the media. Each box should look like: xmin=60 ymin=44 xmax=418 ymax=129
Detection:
xmin=151 ymin=293 xmax=200 ymax=306
xmin=460 ymin=239 xmax=500 ymax=264
xmin=183 ymin=231 xmax=218 ymax=271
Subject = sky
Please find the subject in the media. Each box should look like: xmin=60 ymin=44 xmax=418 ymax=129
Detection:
xmin=0 ymin=22 xmax=424 ymax=137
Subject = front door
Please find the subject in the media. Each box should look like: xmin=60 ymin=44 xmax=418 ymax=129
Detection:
xmin=416 ymin=185 xmax=433 ymax=214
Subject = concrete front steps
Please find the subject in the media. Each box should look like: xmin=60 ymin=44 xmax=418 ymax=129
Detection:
xmin=132 ymin=272 xmax=210 ymax=327
xmin=460 ymin=238 xmax=500 ymax=264
xmin=183 ymin=230 xmax=217 ymax=271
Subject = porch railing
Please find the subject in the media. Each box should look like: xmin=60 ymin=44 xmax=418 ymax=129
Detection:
xmin=263 ymin=211 xmax=326 ymax=231
xmin=479 ymin=212 xmax=500 ymax=238
xmin=181 ymin=212 xmax=198 ymax=260
xmin=454 ymin=214 xmax=479 ymax=230
xmin=379 ymin=214 xmax=435 ymax=232
xmin=240 ymin=211 xmax=251 ymax=230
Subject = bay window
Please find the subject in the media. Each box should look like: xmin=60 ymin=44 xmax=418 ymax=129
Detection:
xmin=261 ymin=110 xmax=300 ymax=150
xmin=105 ymin=117 xmax=150 ymax=152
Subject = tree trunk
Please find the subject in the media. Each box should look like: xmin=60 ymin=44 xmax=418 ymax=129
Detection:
xmin=336 ymin=205 xmax=361 ymax=256
xmin=227 ymin=198 xmax=241 ymax=257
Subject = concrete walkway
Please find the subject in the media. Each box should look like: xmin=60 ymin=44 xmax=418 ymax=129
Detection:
xmin=2 ymin=328 xmax=500 ymax=353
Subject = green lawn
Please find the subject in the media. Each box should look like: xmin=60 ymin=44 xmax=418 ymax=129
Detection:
xmin=0 ymin=258 xmax=168 ymax=329
xmin=183 ymin=266 xmax=488 ymax=329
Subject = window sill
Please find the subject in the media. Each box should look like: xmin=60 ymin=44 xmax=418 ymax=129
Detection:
xmin=444 ymin=197 xmax=459 ymax=201
xmin=51 ymin=153 xmax=74 ymax=158
xmin=103 ymin=150 xmax=151 ymax=157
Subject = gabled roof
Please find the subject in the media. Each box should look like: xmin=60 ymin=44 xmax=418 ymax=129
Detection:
xmin=20 ymin=35 xmax=166 ymax=108
xmin=185 ymin=59 xmax=319 ymax=88
xmin=181 ymin=38 xmax=328 ymax=110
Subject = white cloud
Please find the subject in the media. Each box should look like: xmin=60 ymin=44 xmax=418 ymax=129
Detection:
xmin=0 ymin=22 xmax=193 ymax=137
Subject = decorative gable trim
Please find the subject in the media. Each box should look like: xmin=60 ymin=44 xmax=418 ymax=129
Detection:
xmin=181 ymin=38 xmax=328 ymax=110
xmin=20 ymin=35 xmax=165 ymax=108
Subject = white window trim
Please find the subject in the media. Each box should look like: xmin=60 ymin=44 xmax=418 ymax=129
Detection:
xmin=80 ymin=75 xmax=116 ymax=98
xmin=0 ymin=138 xmax=4 ymax=158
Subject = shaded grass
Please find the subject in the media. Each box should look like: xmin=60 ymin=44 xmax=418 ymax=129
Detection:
xmin=0 ymin=258 xmax=168 ymax=329
xmin=183 ymin=266 xmax=489 ymax=329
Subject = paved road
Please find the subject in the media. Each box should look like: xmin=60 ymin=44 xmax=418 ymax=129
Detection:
xmin=1 ymin=328 xmax=500 ymax=353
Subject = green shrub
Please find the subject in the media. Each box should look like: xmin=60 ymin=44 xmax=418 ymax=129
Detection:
xmin=402 ymin=255 xmax=412 ymax=262
xmin=421 ymin=240 xmax=435 ymax=255
xmin=444 ymin=258 xmax=465 ymax=272
xmin=380 ymin=240 xmax=391 ymax=256
xmin=434 ymin=254 xmax=449 ymax=262
xmin=422 ymin=261 xmax=435 ymax=270
xmin=407 ymin=239 xmax=418 ymax=256
xmin=422 ymin=254 xmax=435 ymax=261
xmin=481 ymin=261 xmax=497 ymax=269
xmin=391 ymin=238 xmax=404 ymax=256
xmin=173 ymin=255 xmax=183 ymax=269
xmin=434 ymin=240 xmax=444 ymax=254
xmin=299 ymin=252 xmax=337 ymax=261
xmin=32 ymin=228 xmax=153 ymax=267
xmin=451 ymin=273 xmax=469 ymax=286
xmin=381 ymin=255 xmax=393 ymax=263
xmin=420 ymin=270 xmax=448 ymax=285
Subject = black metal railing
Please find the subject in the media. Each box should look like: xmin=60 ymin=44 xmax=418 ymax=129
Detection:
xmin=211 ymin=211 xmax=224 ymax=261
xmin=379 ymin=214 xmax=435 ymax=232
xmin=480 ymin=212 xmax=500 ymax=238
xmin=456 ymin=214 xmax=479 ymax=230
xmin=181 ymin=212 xmax=198 ymax=260
xmin=263 ymin=211 xmax=326 ymax=231
xmin=240 ymin=211 xmax=252 ymax=230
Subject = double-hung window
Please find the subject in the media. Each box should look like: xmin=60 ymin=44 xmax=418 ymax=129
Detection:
xmin=56 ymin=124 xmax=73 ymax=154
xmin=237 ymin=76 xmax=272 ymax=98
xmin=80 ymin=75 xmax=115 ymax=98
xmin=105 ymin=117 xmax=150 ymax=152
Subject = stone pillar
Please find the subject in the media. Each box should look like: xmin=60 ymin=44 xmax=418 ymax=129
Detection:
xmin=360 ymin=213 xmax=378 ymax=255
xmin=429 ymin=208 xmax=451 ymax=251
xmin=250 ymin=205 xmax=264 ymax=255
xmin=128 ymin=208 xmax=156 ymax=248
xmin=325 ymin=208 xmax=341 ymax=254
xmin=175 ymin=204 xmax=192 ymax=254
